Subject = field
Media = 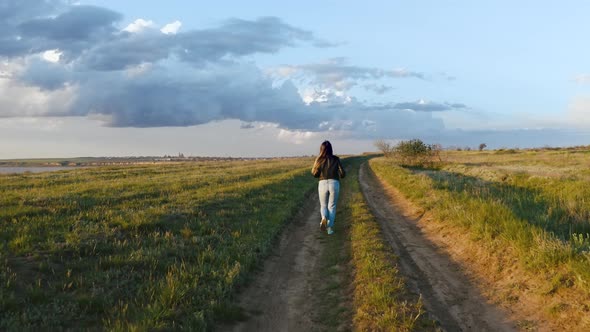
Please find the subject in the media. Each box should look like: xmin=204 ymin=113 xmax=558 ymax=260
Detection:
xmin=0 ymin=159 xmax=317 ymax=330
xmin=370 ymin=147 xmax=590 ymax=329
xmin=3 ymin=148 xmax=590 ymax=331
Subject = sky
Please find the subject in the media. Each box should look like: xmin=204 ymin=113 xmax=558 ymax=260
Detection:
xmin=2 ymin=0 xmax=590 ymax=158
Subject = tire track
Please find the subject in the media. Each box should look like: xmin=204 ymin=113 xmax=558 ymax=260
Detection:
xmin=218 ymin=192 xmax=325 ymax=332
xmin=359 ymin=163 xmax=515 ymax=332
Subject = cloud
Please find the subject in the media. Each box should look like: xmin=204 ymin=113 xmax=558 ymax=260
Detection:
xmin=73 ymin=16 xmax=321 ymax=71
xmin=160 ymin=20 xmax=182 ymax=35
xmin=174 ymin=17 xmax=316 ymax=65
xmin=6 ymin=56 xmax=449 ymax=139
xmin=18 ymin=5 xmax=122 ymax=41
xmin=391 ymin=100 xmax=468 ymax=112
xmin=42 ymin=49 xmax=62 ymax=63
xmin=277 ymin=129 xmax=318 ymax=144
xmin=123 ymin=19 xmax=154 ymax=33
xmin=0 ymin=0 xmax=62 ymax=57
xmin=0 ymin=75 xmax=76 ymax=118
xmin=0 ymin=3 xmax=121 ymax=60
xmin=77 ymin=32 xmax=172 ymax=71
xmin=271 ymin=57 xmax=424 ymax=92
xmin=2 ymin=2 xmax=322 ymax=68
xmin=0 ymin=1 xmax=458 ymax=142
xmin=363 ymin=83 xmax=394 ymax=95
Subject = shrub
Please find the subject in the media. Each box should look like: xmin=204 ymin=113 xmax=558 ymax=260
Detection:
xmin=394 ymin=139 xmax=442 ymax=167
xmin=373 ymin=139 xmax=395 ymax=158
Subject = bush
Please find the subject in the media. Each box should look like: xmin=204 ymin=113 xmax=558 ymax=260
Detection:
xmin=373 ymin=139 xmax=395 ymax=158
xmin=394 ymin=139 xmax=442 ymax=167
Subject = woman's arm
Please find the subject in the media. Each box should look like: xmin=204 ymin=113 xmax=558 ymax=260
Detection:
xmin=337 ymin=158 xmax=346 ymax=178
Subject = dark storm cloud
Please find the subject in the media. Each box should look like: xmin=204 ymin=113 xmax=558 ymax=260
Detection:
xmin=175 ymin=17 xmax=314 ymax=65
xmin=79 ymin=32 xmax=172 ymax=71
xmin=19 ymin=57 xmax=72 ymax=90
xmin=0 ymin=0 xmax=62 ymax=56
xmin=0 ymin=0 xmax=61 ymax=25
xmin=76 ymin=16 xmax=319 ymax=70
xmin=0 ymin=2 xmax=120 ymax=58
xmin=18 ymin=6 xmax=122 ymax=41
xmin=1 ymin=1 xmax=317 ymax=67
xmin=64 ymin=63 xmax=326 ymax=130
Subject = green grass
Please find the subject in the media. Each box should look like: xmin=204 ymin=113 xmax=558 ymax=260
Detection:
xmin=0 ymin=159 xmax=317 ymax=330
xmin=313 ymin=197 xmax=352 ymax=331
xmin=369 ymin=155 xmax=590 ymax=295
xmin=339 ymin=157 xmax=433 ymax=331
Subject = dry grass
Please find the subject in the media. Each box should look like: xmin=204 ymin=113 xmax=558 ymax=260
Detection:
xmin=371 ymin=147 xmax=590 ymax=330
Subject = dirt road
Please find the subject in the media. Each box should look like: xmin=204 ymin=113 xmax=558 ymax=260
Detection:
xmin=219 ymin=192 xmax=327 ymax=332
xmin=222 ymin=163 xmax=517 ymax=331
xmin=359 ymin=163 xmax=516 ymax=331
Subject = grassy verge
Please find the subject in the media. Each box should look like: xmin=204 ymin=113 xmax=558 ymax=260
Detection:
xmin=370 ymin=158 xmax=590 ymax=287
xmin=313 ymin=202 xmax=352 ymax=331
xmin=336 ymin=156 xmax=430 ymax=331
xmin=0 ymin=159 xmax=316 ymax=330
xmin=369 ymin=157 xmax=590 ymax=327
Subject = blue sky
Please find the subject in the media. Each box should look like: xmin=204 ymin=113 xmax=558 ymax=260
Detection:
xmin=2 ymin=0 xmax=590 ymax=158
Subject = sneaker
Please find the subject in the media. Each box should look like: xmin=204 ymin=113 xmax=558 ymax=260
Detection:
xmin=327 ymin=227 xmax=334 ymax=235
xmin=320 ymin=218 xmax=327 ymax=232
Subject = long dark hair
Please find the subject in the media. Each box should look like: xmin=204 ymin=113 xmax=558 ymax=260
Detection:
xmin=317 ymin=140 xmax=333 ymax=160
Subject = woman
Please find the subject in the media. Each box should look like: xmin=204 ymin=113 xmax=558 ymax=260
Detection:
xmin=311 ymin=141 xmax=345 ymax=235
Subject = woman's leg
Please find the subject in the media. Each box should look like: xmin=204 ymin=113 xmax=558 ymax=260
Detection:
xmin=318 ymin=180 xmax=329 ymax=222
xmin=327 ymin=179 xmax=340 ymax=228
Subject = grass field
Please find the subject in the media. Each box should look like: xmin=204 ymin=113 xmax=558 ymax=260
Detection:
xmin=0 ymin=159 xmax=316 ymax=330
xmin=5 ymin=148 xmax=589 ymax=330
xmin=370 ymin=147 xmax=590 ymax=327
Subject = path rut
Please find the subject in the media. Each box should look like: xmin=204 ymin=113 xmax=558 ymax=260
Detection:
xmin=359 ymin=162 xmax=516 ymax=332
xmin=219 ymin=192 xmax=325 ymax=332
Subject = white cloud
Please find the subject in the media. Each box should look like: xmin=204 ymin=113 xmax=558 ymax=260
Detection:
xmin=277 ymin=129 xmax=318 ymax=144
xmin=123 ymin=19 xmax=154 ymax=33
xmin=0 ymin=76 xmax=77 ymax=117
xmin=161 ymin=20 xmax=182 ymax=35
xmin=42 ymin=49 xmax=62 ymax=63
xmin=300 ymin=87 xmax=351 ymax=105
xmin=0 ymin=58 xmax=26 ymax=79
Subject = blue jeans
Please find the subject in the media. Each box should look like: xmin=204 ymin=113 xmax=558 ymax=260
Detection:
xmin=318 ymin=179 xmax=340 ymax=228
